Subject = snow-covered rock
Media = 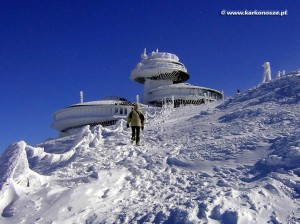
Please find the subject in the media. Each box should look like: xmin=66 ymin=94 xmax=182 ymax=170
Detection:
xmin=0 ymin=74 xmax=300 ymax=223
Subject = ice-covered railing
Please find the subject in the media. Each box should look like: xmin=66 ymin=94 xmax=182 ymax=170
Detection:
xmin=143 ymin=106 xmax=161 ymax=120
xmin=102 ymin=119 xmax=128 ymax=133
xmin=148 ymin=52 xmax=179 ymax=61
xmin=104 ymin=105 xmax=174 ymax=129
xmin=83 ymin=105 xmax=171 ymax=135
xmin=142 ymin=103 xmax=176 ymax=127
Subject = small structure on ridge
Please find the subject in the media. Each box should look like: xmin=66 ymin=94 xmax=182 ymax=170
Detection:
xmin=262 ymin=62 xmax=272 ymax=83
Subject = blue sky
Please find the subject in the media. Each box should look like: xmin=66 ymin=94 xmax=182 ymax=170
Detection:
xmin=1 ymin=0 xmax=299 ymax=154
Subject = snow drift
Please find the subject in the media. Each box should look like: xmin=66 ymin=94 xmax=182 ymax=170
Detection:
xmin=0 ymin=74 xmax=300 ymax=223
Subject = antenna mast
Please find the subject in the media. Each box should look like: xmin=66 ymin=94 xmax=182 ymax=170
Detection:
xmin=80 ymin=91 xmax=84 ymax=103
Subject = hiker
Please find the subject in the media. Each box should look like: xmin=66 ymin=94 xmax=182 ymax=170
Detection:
xmin=127 ymin=104 xmax=145 ymax=145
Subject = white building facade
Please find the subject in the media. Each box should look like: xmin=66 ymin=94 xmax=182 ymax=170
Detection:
xmin=131 ymin=49 xmax=223 ymax=107
xmin=52 ymin=97 xmax=135 ymax=134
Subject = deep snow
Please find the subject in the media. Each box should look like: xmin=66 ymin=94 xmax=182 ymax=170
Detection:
xmin=0 ymin=74 xmax=300 ymax=224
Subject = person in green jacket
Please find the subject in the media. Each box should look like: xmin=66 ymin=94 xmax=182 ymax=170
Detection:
xmin=127 ymin=104 xmax=145 ymax=145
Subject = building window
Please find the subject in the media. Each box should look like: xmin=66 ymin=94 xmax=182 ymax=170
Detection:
xmin=115 ymin=108 xmax=118 ymax=114
xmin=120 ymin=108 xmax=123 ymax=115
xmin=124 ymin=108 xmax=127 ymax=115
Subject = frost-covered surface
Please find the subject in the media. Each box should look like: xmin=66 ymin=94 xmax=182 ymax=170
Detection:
xmin=131 ymin=49 xmax=187 ymax=82
xmin=0 ymin=74 xmax=300 ymax=224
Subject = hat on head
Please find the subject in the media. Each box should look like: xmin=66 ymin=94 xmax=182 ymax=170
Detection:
xmin=134 ymin=104 xmax=140 ymax=110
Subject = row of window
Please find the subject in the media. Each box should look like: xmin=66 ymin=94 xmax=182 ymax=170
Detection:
xmin=150 ymin=89 xmax=222 ymax=100
xmin=115 ymin=107 xmax=129 ymax=115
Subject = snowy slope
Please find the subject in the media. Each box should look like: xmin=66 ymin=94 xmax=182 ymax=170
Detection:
xmin=0 ymin=74 xmax=300 ymax=224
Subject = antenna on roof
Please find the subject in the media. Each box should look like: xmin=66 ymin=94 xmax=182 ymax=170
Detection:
xmin=80 ymin=91 xmax=84 ymax=103
xmin=141 ymin=48 xmax=147 ymax=59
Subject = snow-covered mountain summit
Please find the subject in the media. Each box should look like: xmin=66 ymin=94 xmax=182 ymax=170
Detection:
xmin=0 ymin=74 xmax=300 ymax=224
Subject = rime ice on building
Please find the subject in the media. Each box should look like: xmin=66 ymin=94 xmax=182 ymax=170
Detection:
xmin=52 ymin=49 xmax=224 ymax=134
xmin=51 ymin=97 xmax=135 ymax=134
xmin=131 ymin=49 xmax=223 ymax=107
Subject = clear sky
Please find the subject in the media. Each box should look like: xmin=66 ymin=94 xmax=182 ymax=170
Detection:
xmin=1 ymin=0 xmax=299 ymax=155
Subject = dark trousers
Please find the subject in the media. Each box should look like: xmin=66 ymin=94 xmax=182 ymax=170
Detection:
xmin=131 ymin=126 xmax=141 ymax=144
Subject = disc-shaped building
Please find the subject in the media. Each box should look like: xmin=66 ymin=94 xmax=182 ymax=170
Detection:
xmin=131 ymin=49 xmax=223 ymax=107
xmin=52 ymin=97 xmax=135 ymax=134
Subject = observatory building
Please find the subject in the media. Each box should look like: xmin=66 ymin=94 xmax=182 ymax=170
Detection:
xmin=131 ymin=49 xmax=223 ymax=107
xmin=51 ymin=49 xmax=224 ymax=134
xmin=51 ymin=97 xmax=135 ymax=134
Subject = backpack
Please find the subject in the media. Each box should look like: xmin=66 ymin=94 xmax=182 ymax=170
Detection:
xmin=139 ymin=113 xmax=145 ymax=123
xmin=129 ymin=110 xmax=144 ymax=123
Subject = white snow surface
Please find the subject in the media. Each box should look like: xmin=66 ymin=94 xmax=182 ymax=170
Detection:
xmin=1 ymin=74 xmax=300 ymax=224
